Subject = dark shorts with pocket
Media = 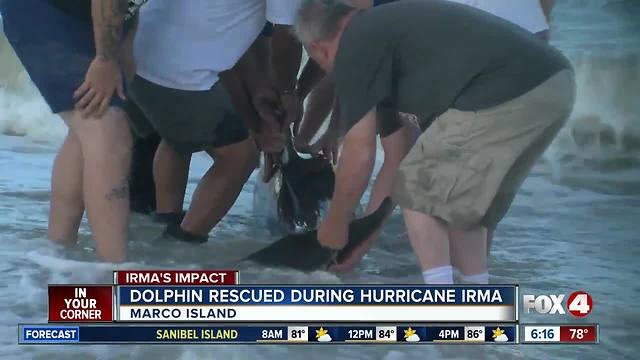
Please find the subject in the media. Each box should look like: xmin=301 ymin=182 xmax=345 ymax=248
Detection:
xmin=126 ymin=75 xmax=249 ymax=156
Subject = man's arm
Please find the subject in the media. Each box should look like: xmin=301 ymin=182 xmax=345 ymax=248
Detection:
xmin=294 ymin=76 xmax=336 ymax=146
xmin=296 ymin=59 xmax=326 ymax=100
xmin=318 ymin=108 xmax=377 ymax=249
xmin=74 ymin=0 xmax=128 ymax=117
xmin=271 ymin=24 xmax=304 ymax=128
xmin=218 ymin=70 xmax=262 ymax=134
xmin=230 ymin=35 xmax=287 ymax=155
xmin=271 ymin=24 xmax=303 ymax=93
xmin=92 ymin=0 xmax=127 ymax=61
xmin=233 ymin=35 xmax=285 ymax=129
xmin=233 ymin=35 xmax=274 ymax=96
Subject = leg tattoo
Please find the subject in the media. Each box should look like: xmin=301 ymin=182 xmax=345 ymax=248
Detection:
xmin=105 ymin=176 xmax=130 ymax=201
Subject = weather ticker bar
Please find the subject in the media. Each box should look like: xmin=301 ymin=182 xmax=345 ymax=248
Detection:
xmin=19 ymin=324 xmax=518 ymax=344
xmin=20 ymin=323 xmax=600 ymax=345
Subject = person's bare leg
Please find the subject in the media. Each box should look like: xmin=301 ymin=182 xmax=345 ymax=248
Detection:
xmin=153 ymin=140 xmax=191 ymax=214
xmin=48 ymin=119 xmax=84 ymax=245
xmin=403 ymin=209 xmax=453 ymax=284
xmin=486 ymin=227 xmax=495 ymax=256
xmin=368 ymin=130 xmax=406 ymax=212
xmin=368 ymin=119 xmax=420 ymax=213
xmin=67 ymin=107 xmax=132 ymax=262
xmin=450 ymin=226 xmax=488 ymax=283
xmin=180 ymin=138 xmax=258 ymax=236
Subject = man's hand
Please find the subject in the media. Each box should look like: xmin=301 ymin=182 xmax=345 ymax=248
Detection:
xmin=329 ymin=240 xmax=370 ymax=272
xmin=252 ymin=88 xmax=285 ymax=129
xmin=294 ymin=130 xmax=340 ymax=165
xmin=252 ymin=87 xmax=288 ymax=153
xmin=74 ymin=57 xmax=125 ymax=118
xmin=280 ymin=91 xmax=303 ymax=129
xmin=251 ymin=129 xmax=285 ymax=155
xmin=318 ymin=214 xmax=349 ymax=250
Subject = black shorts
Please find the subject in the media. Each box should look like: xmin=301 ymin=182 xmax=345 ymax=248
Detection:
xmin=126 ymin=75 xmax=249 ymax=156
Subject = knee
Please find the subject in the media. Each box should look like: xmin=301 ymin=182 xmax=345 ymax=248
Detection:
xmin=76 ymin=108 xmax=133 ymax=160
xmin=101 ymin=108 xmax=133 ymax=150
xmin=239 ymin=142 xmax=259 ymax=173
xmin=226 ymin=139 xmax=259 ymax=172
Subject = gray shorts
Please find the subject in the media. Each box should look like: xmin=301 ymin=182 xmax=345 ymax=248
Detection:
xmin=126 ymin=75 xmax=249 ymax=155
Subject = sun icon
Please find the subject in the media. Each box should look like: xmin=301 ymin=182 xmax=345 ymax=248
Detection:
xmin=404 ymin=327 xmax=421 ymax=342
xmin=404 ymin=327 xmax=416 ymax=339
xmin=492 ymin=327 xmax=509 ymax=342
xmin=315 ymin=327 xmax=329 ymax=339
xmin=315 ymin=327 xmax=332 ymax=342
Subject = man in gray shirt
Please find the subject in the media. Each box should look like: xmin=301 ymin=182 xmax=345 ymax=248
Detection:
xmin=294 ymin=0 xmax=575 ymax=284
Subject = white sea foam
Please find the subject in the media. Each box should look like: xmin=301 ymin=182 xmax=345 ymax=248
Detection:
xmin=0 ymin=31 xmax=66 ymax=144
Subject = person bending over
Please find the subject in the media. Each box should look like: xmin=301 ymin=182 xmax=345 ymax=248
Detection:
xmin=127 ymin=0 xmax=302 ymax=242
xmin=295 ymin=0 xmax=574 ymax=284
xmin=296 ymin=0 xmax=559 ymax=272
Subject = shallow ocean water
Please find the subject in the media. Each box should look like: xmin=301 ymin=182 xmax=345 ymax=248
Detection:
xmin=1 ymin=0 xmax=639 ymax=359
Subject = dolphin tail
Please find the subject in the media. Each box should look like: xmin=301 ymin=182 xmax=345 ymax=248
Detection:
xmin=245 ymin=197 xmax=394 ymax=271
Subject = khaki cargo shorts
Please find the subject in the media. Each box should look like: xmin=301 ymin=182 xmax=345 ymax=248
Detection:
xmin=394 ymin=70 xmax=576 ymax=230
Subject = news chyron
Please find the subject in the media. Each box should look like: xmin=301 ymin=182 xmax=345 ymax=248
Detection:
xmin=18 ymin=270 xmax=601 ymax=345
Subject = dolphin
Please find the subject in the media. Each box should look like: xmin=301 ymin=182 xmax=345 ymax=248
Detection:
xmin=276 ymin=130 xmax=335 ymax=231
xmin=245 ymin=197 xmax=393 ymax=271
xmin=254 ymin=127 xmax=335 ymax=234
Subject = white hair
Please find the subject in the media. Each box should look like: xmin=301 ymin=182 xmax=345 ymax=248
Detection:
xmin=293 ymin=0 xmax=356 ymax=44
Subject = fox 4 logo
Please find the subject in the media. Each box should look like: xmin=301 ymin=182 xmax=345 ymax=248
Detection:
xmin=523 ymin=291 xmax=593 ymax=317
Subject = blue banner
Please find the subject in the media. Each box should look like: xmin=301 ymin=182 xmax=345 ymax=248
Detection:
xmin=19 ymin=324 xmax=518 ymax=344
xmin=117 ymin=285 xmax=515 ymax=305
xmin=20 ymin=326 xmax=80 ymax=343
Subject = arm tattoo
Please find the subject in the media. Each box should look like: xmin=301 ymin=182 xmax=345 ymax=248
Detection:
xmin=92 ymin=0 xmax=128 ymax=61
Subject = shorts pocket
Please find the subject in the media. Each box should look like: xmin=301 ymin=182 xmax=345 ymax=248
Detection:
xmin=415 ymin=139 xmax=494 ymax=228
